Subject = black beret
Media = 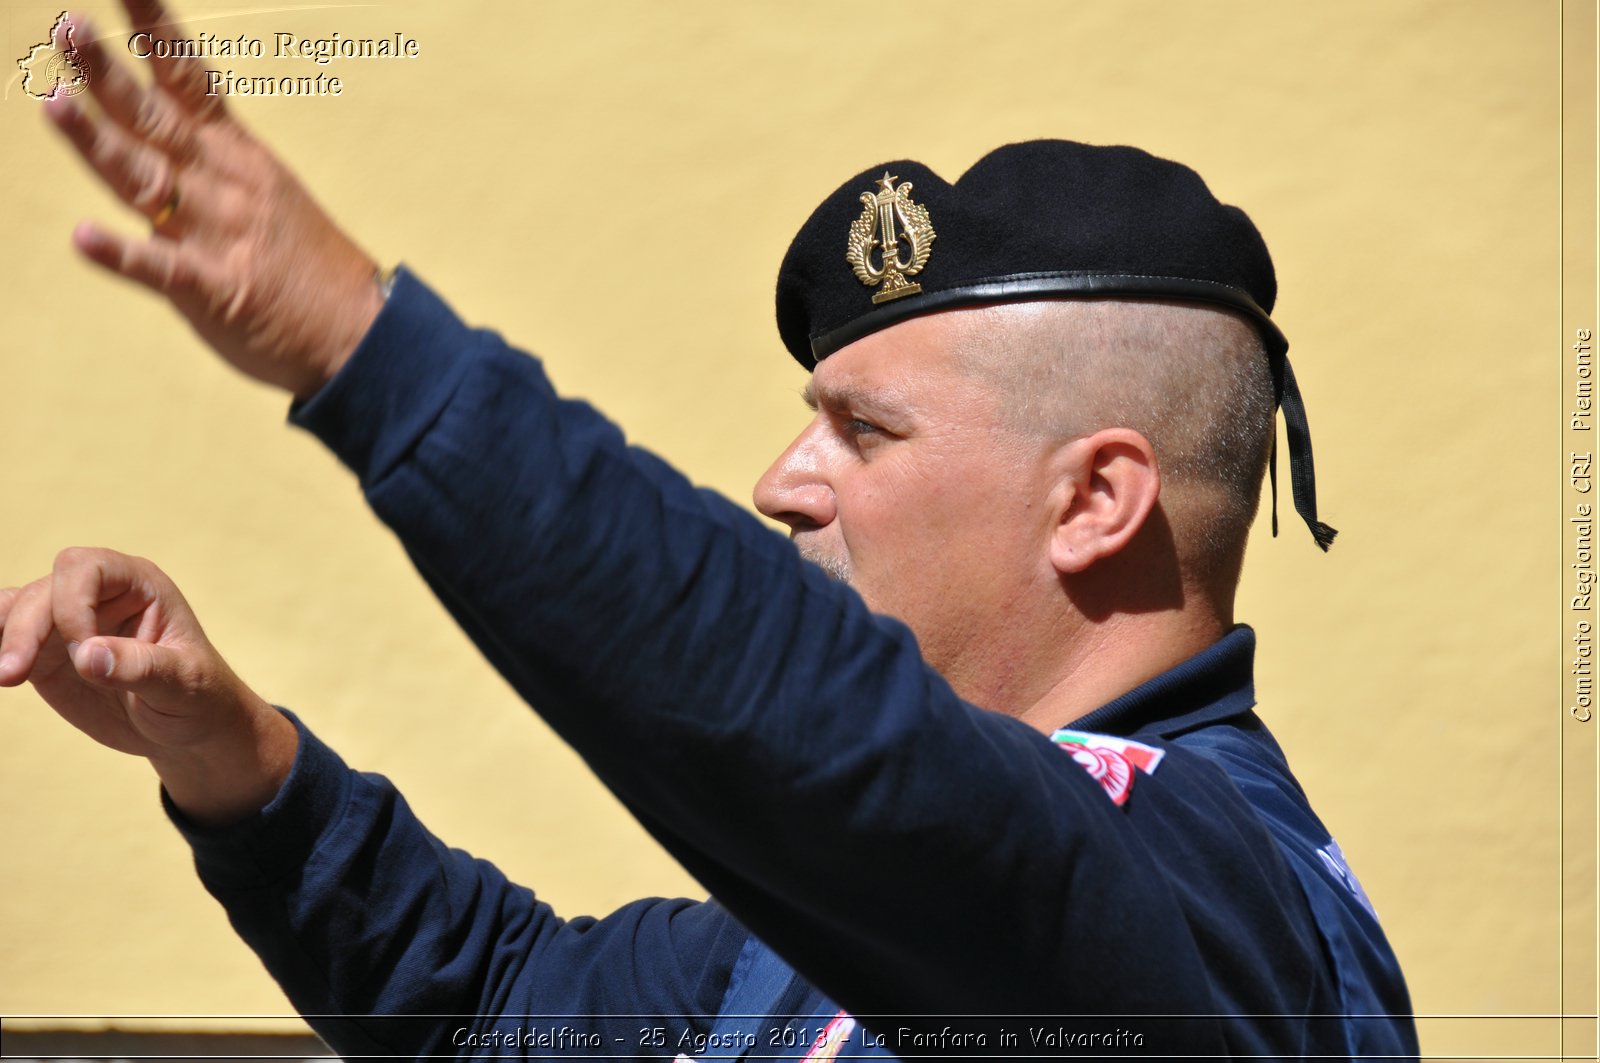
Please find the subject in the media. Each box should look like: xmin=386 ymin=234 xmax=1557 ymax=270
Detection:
xmin=777 ymin=140 xmax=1285 ymax=365
xmin=773 ymin=139 xmax=1336 ymax=549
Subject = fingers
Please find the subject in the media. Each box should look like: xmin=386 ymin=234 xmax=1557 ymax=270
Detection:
xmin=73 ymin=16 xmax=145 ymax=131
xmin=71 ymin=635 xmax=189 ymax=697
xmin=70 ymin=220 xmax=203 ymax=297
xmin=45 ymin=94 xmax=180 ymax=222
xmin=0 ymin=581 xmax=44 ymax=684
xmin=0 ymin=549 xmax=165 ymax=685
xmin=48 ymin=547 xmax=162 ymax=650
xmin=122 ymin=0 xmax=224 ymax=117
xmin=45 ymin=14 xmax=220 ymax=284
xmin=73 ymin=16 xmax=202 ymax=162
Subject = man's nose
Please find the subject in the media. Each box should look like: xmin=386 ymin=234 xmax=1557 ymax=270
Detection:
xmin=753 ymin=425 xmax=836 ymax=532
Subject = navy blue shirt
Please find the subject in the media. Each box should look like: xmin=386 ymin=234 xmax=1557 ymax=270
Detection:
xmin=167 ymin=268 xmax=1417 ymax=1060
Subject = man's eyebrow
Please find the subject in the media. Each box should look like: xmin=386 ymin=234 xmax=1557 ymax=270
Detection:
xmin=800 ymin=380 xmax=901 ymax=414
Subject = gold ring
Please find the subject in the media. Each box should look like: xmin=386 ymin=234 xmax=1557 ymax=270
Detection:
xmin=150 ymin=186 xmax=180 ymax=228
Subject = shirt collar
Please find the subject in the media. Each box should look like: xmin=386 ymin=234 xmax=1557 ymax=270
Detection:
xmin=1065 ymin=624 xmax=1258 ymax=740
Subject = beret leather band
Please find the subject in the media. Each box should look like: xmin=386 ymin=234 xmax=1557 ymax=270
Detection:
xmin=807 ymin=270 xmax=1288 ymax=364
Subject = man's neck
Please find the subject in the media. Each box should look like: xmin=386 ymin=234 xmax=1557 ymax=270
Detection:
xmin=1011 ymin=608 xmax=1229 ymax=736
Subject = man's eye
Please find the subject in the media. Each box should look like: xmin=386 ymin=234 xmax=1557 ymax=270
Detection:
xmin=843 ymin=418 xmax=880 ymax=438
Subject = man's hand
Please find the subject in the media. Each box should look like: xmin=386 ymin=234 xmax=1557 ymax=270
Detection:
xmin=45 ymin=1 xmax=384 ymax=400
xmin=0 ymin=548 xmax=298 ymax=827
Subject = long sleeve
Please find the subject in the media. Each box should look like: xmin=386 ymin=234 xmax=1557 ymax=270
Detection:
xmin=283 ymin=267 xmax=1336 ymax=1044
xmin=166 ymin=709 xmax=745 ymax=1061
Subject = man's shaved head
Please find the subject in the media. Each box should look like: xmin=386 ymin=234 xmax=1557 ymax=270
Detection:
xmin=945 ymin=299 xmax=1276 ymax=588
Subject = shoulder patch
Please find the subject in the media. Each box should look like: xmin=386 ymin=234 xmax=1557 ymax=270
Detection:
xmin=1049 ymin=730 xmax=1165 ymax=807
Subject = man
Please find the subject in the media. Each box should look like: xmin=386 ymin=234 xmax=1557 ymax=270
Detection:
xmin=1 ymin=2 xmax=1416 ymax=1059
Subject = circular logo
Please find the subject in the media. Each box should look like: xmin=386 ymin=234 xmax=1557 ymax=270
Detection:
xmin=44 ymin=48 xmax=91 ymax=98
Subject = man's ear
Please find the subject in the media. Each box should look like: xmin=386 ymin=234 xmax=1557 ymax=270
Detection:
xmin=1047 ymin=428 xmax=1161 ymax=576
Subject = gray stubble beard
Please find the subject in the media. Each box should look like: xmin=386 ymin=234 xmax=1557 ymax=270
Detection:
xmin=796 ymin=542 xmax=852 ymax=586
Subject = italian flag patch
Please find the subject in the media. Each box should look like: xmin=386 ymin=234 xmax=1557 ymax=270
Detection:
xmin=1049 ymin=730 xmax=1165 ymax=807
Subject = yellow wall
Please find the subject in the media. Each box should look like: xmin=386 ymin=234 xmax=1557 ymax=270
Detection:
xmin=0 ymin=0 xmax=1584 ymax=1056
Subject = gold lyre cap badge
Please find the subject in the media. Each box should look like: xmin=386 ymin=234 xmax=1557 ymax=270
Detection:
xmin=846 ymin=173 xmax=937 ymax=304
